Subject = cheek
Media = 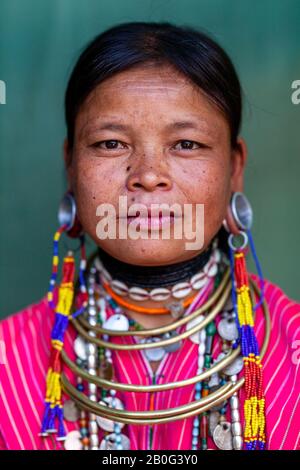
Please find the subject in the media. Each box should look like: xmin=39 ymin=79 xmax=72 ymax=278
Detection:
xmin=72 ymin=157 xmax=119 ymax=230
xmin=179 ymin=161 xmax=231 ymax=224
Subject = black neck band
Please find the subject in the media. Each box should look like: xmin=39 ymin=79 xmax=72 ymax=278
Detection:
xmin=97 ymin=243 xmax=214 ymax=288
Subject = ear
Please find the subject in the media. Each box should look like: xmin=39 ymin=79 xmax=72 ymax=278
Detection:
xmin=230 ymin=137 xmax=247 ymax=193
xmin=224 ymin=137 xmax=248 ymax=235
xmin=63 ymin=138 xmax=74 ymax=191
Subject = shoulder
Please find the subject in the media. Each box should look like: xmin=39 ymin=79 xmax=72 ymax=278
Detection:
xmin=0 ymin=291 xmax=77 ymax=450
xmin=0 ymin=295 xmax=52 ymax=350
xmin=249 ymin=273 xmax=300 ymax=450
xmin=0 ymin=295 xmax=54 ymax=449
xmin=250 ymin=272 xmax=300 ymax=320
xmin=249 ymin=272 xmax=300 ymax=354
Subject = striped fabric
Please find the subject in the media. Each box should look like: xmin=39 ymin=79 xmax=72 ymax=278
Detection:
xmin=0 ymin=273 xmax=299 ymax=450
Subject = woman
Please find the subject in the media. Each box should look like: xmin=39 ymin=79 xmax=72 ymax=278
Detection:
xmin=0 ymin=22 xmax=299 ymax=451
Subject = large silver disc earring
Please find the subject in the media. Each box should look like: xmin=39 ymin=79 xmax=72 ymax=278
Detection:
xmin=230 ymin=191 xmax=253 ymax=230
xmin=58 ymin=191 xmax=83 ymax=238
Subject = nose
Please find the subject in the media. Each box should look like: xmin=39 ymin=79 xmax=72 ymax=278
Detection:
xmin=126 ymin=157 xmax=172 ymax=192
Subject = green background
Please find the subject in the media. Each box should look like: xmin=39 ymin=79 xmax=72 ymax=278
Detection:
xmin=0 ymin=0 xmax=299 ymax=319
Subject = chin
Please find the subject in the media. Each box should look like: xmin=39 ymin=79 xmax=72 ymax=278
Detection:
xmin=95 ymin=238 xmax=199 ymax=266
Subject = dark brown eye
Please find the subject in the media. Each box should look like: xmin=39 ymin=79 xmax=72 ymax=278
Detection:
xmin=174 ymin=140 xmax=200 ymax=150
xmin=102 ymin=140 xmax=120 ymax=149
xmin=92 ymin=140 xmax=126 ymax=149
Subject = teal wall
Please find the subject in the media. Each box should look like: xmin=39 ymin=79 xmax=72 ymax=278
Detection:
xmin=1 ymin=0 xmax=300 ymax=318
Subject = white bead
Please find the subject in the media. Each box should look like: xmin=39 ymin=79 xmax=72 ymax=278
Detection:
xmin=198 ymin=342 xmax=206 ymax=356
xmin=213 ymin=249 xmax=221 ymax=263
xmin=89 ymin=433 xmax=99 ymax=448
xmin=87 ymin=342 xmax=97 ymax=356
xmin=199 ymin=329 xmax=206 ymax=343
xmin=197 ymin=355 xmax=204 ymax=370
xmin=88 ymin=355 xmax=96 ymax=369
xmin=64 ymin=431 xmax=83 ymax=450
xmin=128 ymin=286 xmax=150 ymax=301
xmin=110 ymin=280 xmax=128 ymax=296
xmin=190 ymin=272 xmax=207 ymax=290
xmin=186 ymin=315 xmax=205 ymax=344
xmin=74 ymin=336 xmax=87 ymax=361
xmin=80 ymin=259 xmax=87 ymax=270
xmin=230 ymin=394 xmax=239 ymax=409
xmin=232 ymin=422 xmax=242 ymax=435
xmin=206 ymin=262 xmax=218 ymax=277
xmin=171 ymin=282 xmax=192 ymax=299
xmin=89 ymin=420 xmax=98 ymax=434
xmin=89 ymin=319 xmax=97 ymax=329
xmin=231 ymin=410 xmax=240 ymax=423
xmin=233 ymin=435 xmax=243 ymax=450
xmin=94 ymin=257 xmax=103 ymax=271
xmin=88 ymin=382 xmax=97 ymax=394
xmin=150 ymin=288 xmax=171 ymax=301
xmin=103 ymin=314 xmax=129 ymax=332
xmin=101 ymin=268 xmax=112 ymax=281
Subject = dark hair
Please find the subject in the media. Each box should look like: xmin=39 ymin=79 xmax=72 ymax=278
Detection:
xmin=65 ymin=21 xmax=242 ymax=148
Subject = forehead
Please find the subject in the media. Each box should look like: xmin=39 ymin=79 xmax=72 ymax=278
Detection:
xmin=75 ymin=64 xmax=229 ymax=137
xmin=83 ymin=64 xmax=211 ymax=108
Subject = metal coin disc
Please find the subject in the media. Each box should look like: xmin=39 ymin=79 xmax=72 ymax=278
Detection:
xmin=103 ymin=313 xmax=129 ymax=332
xmin=165 ymin=301 xmax=184 ymax=319
xmin=63 ymin=399 xmax=80 ymax=422
xmin=213 ymin=422 xmax=233 ymax=450
xmin=186 ymin=315 xmax=205 ymax=344
xmin=99 ymin=433 xmax=130 ymax=450
xmin=162 ymin=331 xmax=182 ymax=353
xmin=74 ymin=336 xmax=88 ymax=361
xmin=208 ymin=372 xmax=220 ymax=389
xmin=209 ymin=411 xmax=221 ymax=437
xmin=143 ymin=337 xmax=166 ymax=361
xmin=96 ymin=396 xmax=125 ymax=432
xmin=217 ymin=318 xmax=239 ymax=341
xmin=224 ymin=356 xmax=244 ymax=376
xmin=64 ymin=430 xmax=83 ymax=450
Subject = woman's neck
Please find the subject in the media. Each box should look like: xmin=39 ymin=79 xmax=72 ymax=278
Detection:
xmin=95 ymin=240 xmax=218 ymax=330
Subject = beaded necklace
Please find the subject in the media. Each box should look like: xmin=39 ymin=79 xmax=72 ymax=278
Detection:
xmin=61 ymin=256 xmax=245 ymax=451
xmin=41 ymin=230 xmax=269 ymax=451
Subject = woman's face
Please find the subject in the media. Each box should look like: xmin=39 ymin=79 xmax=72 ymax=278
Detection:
xmin=65 ymin=63 xmax=246 ymax=266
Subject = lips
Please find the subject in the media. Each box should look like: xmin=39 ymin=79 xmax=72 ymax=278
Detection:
xmin=125 ymin=213 xmax=176 ymax=231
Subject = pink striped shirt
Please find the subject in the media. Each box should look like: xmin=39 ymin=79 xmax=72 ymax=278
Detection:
xmin=0 ymin=273 xmax=299 ymax=450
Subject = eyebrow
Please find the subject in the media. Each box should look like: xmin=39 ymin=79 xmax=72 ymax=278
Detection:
xmin=89 ymin=119 xmax=209 ymax=133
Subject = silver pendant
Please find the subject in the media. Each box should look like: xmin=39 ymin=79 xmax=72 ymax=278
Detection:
xmin=63 ymin=400 xmax=80 ymax=422
xmin=99 ymin=433 xmax=130 ymax=450
xmin=144 ymin=338 xmax=166 ymax=361
xmin=74 ymin=336 xmax=87 ymax=361
xmin=103 ymin=313 xmax=129 ymax=332
xmin=209 ymin=411 xmax=220 ymax=437
xmin=217 ymin=318 xmax=239 ymax=341
xmin=208 ymin=372 xmax=219 ymax=388
xmin=96 ymin=396 xmax=125 ymax=432
xmin=186 ymin=315 xmax=205 ymax=344
xmin=162 ymin=331 xmax=182 ymax=353
xmin=224 ymin=356 xmax=244 ymax=376
xmin=165 ymin=301 xmax=184 ymax=319
xmin=64 ymin=430 xmax=83 ymax=450
xmin=213 ymin=422 xmax=233 ymax=450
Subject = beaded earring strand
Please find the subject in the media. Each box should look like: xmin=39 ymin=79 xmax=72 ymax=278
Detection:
xmin=228 ymin=231 xmax=266 ymax=450
xmin=40 ymin=226 xmax=88 ymax=442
